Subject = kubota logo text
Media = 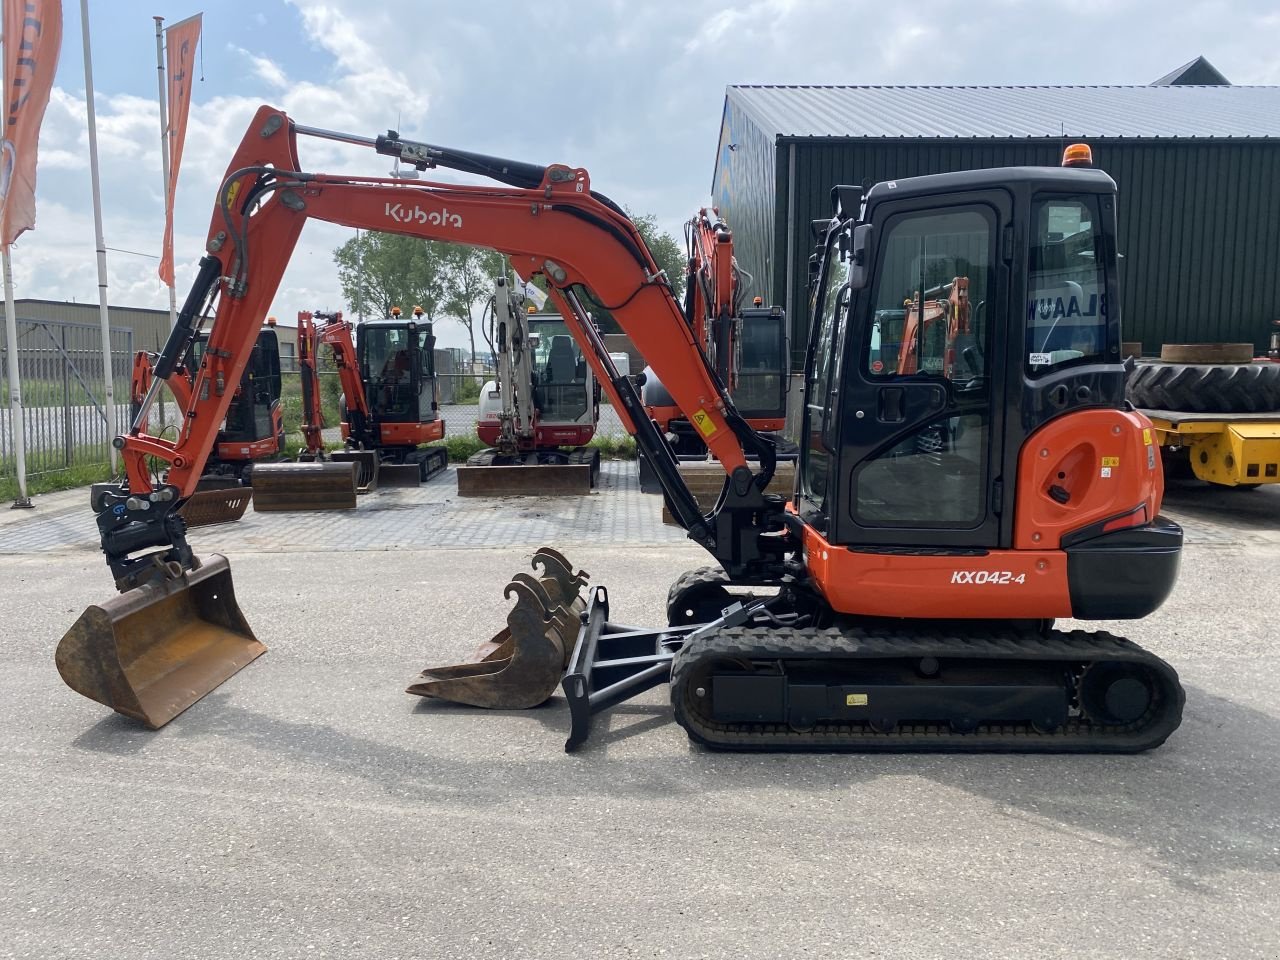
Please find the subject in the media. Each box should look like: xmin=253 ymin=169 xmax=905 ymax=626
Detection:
xmin=384 ymin=203 xmax=463 ymax=228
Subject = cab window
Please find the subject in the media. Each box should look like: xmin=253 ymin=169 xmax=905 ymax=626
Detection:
xmin=1026 ymin=196 xmax=1107 ymax=373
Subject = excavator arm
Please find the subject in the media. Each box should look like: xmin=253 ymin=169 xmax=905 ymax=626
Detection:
xmin=98 ymin=106 xmax=785 ymax=587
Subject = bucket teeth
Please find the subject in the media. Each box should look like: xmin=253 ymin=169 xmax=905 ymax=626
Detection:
xmin=409 ymin=547 xmax=589 ymax=710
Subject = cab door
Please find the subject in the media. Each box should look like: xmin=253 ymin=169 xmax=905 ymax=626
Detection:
xmin=830 ymin=192 xmax=1011 ymax=549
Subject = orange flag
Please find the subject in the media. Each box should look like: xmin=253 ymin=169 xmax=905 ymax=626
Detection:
xmin=0 ymin=0 xmax=63 ymax=247
xmin=158 ymin=12 xmax=200 ymax=287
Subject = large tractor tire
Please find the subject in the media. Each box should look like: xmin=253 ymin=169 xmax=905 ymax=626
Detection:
xmin=1126 ymin=360 xmax=1280 ymax=414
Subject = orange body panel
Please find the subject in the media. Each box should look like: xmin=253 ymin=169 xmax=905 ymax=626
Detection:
xmin=379 ymin=420 xmax=444 ymax=445
xmin=216 ymin=433 xmax=279 ymax=462
xmin=802 ymin=524 xmax=1074 ymax=619
xmin=1014 ymin=408 xmax=1162 ymax=550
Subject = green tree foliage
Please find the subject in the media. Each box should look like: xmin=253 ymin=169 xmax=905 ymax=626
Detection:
xmin=333 ymin=233 xmax=450 ymax=320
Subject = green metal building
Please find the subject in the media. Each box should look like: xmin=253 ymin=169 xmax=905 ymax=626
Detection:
xmin=712 ymin=73 xmax=1280 ymax=366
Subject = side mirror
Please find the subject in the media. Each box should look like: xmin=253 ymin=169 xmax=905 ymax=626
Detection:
xmin=848 ymin=223 xmax=872 ymax=291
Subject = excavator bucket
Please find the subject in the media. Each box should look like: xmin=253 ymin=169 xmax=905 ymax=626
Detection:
xmin=409 ymin=548 xmax=589 ymax=709
xmin=330 ymin=450 xmax=380 ymax=493
xmin=251 ymin=461 xmax=359 ymax=511
xmin=55 ymin=555 xmax=265 ymax=729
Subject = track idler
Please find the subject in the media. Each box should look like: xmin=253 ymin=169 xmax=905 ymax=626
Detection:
xmin=408 ymin=548 xmax=588 ymax=709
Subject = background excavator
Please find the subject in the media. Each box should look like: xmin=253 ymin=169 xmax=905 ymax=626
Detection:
xmin=639 ymin=208 xmax=790 ymax=461
xmin=123 ymin=320 xmax=284 ymax=525
xmin=456 ymin=275 xmax=601 ymax=496
xmin=55 ymin=108 xmax=1184 ymax=755
xmin=295 ymin=306 xmax=449 ymax=491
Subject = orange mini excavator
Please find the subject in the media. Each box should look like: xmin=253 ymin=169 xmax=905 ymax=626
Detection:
xmin=56 ymin=109 xmax=1183 ymax=754
xmin=640 ymin=208 xmax=789 ymax=459
xmin=295 ymin=307 xmax=448 ymax=489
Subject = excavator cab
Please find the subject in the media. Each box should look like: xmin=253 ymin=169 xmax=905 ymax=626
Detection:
xmin=355 ymin=318 xmax=439 ymax=428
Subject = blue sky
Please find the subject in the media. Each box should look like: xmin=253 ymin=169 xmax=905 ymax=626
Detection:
xmin=15 ymin=0 xmax=1280 ymax=351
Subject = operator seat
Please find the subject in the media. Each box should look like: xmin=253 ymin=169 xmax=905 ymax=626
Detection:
xmin=547 ymin=336 xmax=577 ymax=385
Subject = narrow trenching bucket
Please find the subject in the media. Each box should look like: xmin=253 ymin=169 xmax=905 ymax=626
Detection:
xmin=408 ymin=548 xmax=589 ymax=709
xmin=251 ymin=461 xmax=359 ymax=512
xmin=55 ymin=555 xmax=265 ymax=729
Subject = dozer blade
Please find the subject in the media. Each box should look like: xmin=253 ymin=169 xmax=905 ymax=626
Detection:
xmin=455 ymin=463 xmax=591 ymax=497
xmin=409 ymin=547 xmax=589 ymax=709
xmin=330 ymin=450 xmax=380 ymax=493
xmin=55 ymin=555 xmax=265 ymax=729
xmin=251 ymin=461 xmax=358 ymax=512
xmin=377 ymin=463 xmax=421 ymax=487
xmin=177 ymin=487 xmax=252 ymax=527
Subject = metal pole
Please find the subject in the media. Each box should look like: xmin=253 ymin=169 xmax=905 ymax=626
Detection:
xmin=82 ymin=0 xmax=117 ymax=471
xmin=154 ymin=16 xmax=177 ymax=331
xmin=3 ymin=247 xmax=32 ymax=507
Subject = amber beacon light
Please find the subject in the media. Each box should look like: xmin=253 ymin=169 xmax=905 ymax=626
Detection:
xmin=1062 ymin=143 xmax=1094 ymax=167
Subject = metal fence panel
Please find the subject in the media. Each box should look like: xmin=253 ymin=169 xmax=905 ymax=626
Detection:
xmin=0 ymin=318 xmax=132 ymax=484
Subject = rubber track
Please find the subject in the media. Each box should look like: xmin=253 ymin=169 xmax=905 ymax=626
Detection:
xmin=1127 ymin=361 xmax=1280 ymax=414
xmin=670 ymin=624 xmax=1184 ymax=753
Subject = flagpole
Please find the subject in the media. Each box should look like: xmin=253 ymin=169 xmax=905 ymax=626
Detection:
xmin=81 ymin=0 xmax=117 ymax=472
xmin=154 ymin=15 xmax=177 ymax=331
xmin=2 ymin=245 xmax=31 ymax=507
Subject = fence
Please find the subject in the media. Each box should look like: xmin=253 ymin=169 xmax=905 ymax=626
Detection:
xmin=0 ymin=318 xmax=133 ymax=488
xmin=270 ymin=362 xmax=630 ymax=443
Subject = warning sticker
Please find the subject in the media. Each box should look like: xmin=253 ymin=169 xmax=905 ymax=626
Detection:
xmin=1147 ymin=445 xmax=1157 ymax=470
xmin=846 ymin=693 xmax=869 ymax=707
xmin=1143 ymin=428 xmax=1153 ymax=446
xmin=691 ymin=409 xmax=717 ymax=438
xmin=1101 ymin=456 xmax=1120 ymax=467
xmin=1101 ymin=467 xmax=1113 ymax=478
xmin=1029 ymin=352 xmax=1052 ymax=366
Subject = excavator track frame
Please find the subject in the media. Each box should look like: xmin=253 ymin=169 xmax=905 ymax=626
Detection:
xmin=669 ymin=625 xmax=1183 ymax=753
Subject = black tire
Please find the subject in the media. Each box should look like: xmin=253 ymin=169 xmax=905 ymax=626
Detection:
xmin=1126 ymin=361 xmax=1280 ymax=414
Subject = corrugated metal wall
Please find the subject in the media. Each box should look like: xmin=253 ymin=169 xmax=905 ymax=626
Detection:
xmin=712 ymin=99 xmax=779 ymax=318
xmin=779 ymin=138 xmax=1280 ymax=364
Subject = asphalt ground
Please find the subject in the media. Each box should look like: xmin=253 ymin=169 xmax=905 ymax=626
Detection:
xmin=0 ymin=478 xmax=1278 ymax=960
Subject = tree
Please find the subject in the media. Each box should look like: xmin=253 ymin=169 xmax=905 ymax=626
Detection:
xmin=440 ymin=245 xmax=505 ymax=367
xmin=333 ymin=232 xmax=451 ymax=320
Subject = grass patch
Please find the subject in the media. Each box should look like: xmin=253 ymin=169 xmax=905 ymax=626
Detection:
xmin=0 ymin=459 xmax=112 ymax=502
xmin=589 ymin=434 xmax=636 ymax=460
xmin=429 ymin=432 xmax=488 ymax=463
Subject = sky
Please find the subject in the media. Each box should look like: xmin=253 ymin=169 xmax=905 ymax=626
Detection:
xmin=11 ymin=0 xmax=1280 ymax=351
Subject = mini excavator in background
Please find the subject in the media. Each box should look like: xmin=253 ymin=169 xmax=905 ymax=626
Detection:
xmin=122 ymin=320 xmax=284 ymax=526
xmin=455 ymin=276 xmax=601 ymax=496
xmin=295 ymin=306 xmax=448 ymax=490
xmin=639 ymin=208 xmax=790 ymax=464
xmin=56 ymin=108 xmax=1184 ymax=754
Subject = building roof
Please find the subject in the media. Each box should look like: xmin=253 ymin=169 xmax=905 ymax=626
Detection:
xmin=1151 ymin=56 xmax=1230 ymax=86
xmin=727 ymin=84 xmax=1280 ymax=140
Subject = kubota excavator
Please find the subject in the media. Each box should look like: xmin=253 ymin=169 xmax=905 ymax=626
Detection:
xmin=456 ymin=275 xmax=601 ymax=496
xmin=56 ymin=109 xmax=1184 ymax=756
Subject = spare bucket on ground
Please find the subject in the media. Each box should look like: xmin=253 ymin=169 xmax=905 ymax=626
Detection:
xmin=408 ymin=548 xmax=589 ymax=708
xmin=251 ymin=461 xmax=359 ymax=511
